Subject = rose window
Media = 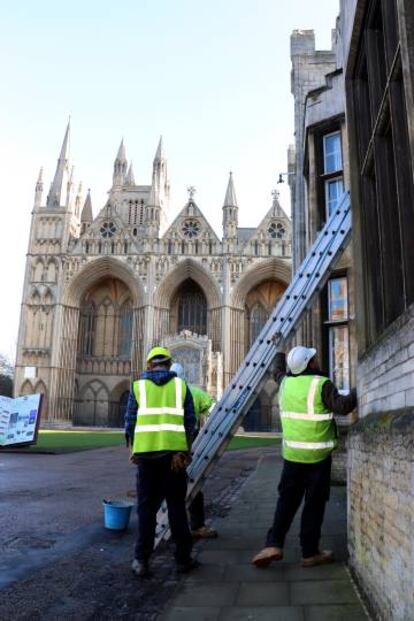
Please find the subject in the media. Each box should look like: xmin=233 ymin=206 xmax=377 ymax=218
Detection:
xmin=182 ymin=220 xmax=200 ymax=239
xmin=100 ymin=222 xmax=117 ymax=238
xmin=268 ymin=222 xmax=285 ymax=239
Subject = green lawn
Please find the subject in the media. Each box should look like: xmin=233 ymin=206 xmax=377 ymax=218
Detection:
xmin=6 ymin=430 xmax=125 ymax=453
xmin=227 ymin=435 xmax=280 ymax=451
xmin=2 ymin=430 xmax=280 ymax=454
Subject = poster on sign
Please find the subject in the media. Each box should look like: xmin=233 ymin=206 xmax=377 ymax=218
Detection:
xmin=0 ymin=394 xmax=43 ymax=447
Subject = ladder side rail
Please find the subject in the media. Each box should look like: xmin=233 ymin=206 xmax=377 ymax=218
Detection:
xmin=190 ymin=197 xmax=351 ymax=465
xmin=189 ymin=195 xmax=350 ymax=474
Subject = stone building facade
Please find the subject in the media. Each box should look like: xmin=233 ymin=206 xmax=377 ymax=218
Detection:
xmin=15 ymin=127 xmax=292 ymax=430
xmin=294 ymin=2 xmax=414 ymax=619
xmin=289 ymin=29 xmax=357 ymax=418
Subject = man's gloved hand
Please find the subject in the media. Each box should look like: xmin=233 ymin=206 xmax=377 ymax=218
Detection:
xmin=171 ymin=452 xmax=191 ymax=472
xmin=129 ymin=453 xmax=140 ymax=465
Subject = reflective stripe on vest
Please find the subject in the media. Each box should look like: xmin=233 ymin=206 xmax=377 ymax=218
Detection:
xmin=279 ymin=374 xmax=337 ymax=464
xmin=283 ymin=439 xmax=336 ymax=449
xmin=132 ymin=377 xmax=188 ymax=453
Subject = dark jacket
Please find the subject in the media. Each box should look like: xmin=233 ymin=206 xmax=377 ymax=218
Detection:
xmin=273 ymin=352 xmax=356 ymax=416
xmin=124 ymin=369 xmax=196 ymax=454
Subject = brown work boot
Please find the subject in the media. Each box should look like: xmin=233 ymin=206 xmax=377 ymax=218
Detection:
xmin=252 ymin=546 xmax=283 ymax=568
xmin=301 ymin=550 xmax=335 ymax=568
xmin=191 ymin=525 xmax=218 ymax=539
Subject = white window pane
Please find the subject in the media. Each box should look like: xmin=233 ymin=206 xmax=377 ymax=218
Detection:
xmin=329 ymin=325 xmax=350 ymax=392
xmin=328 ymin=277 xmax=348 ymax=321
xmin=323 ymin=133 xmax=343 ymax=173
xmin=325 ymin=177 xmax=344 ymax=217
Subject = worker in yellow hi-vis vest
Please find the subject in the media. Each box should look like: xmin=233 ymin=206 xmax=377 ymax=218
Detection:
xmin=252 ymin=346 xmax=356 ymax=569
xmin=171 ymin=363 xmax=218 ymax=539
xmin=125 ymin=347 xmax=199 ymax=578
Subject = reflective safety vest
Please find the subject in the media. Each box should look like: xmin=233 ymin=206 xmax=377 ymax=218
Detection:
xmin=132 ymin=378 xmax=188 ymax=454
xmin=279 ymin=374 xmax=337 ymax=464
xmin=189 ymin=385 xmax=214 ymax=420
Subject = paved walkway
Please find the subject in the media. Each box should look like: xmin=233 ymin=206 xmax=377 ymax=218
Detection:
xmin=162 ymin=453 xmax=368 ymax=621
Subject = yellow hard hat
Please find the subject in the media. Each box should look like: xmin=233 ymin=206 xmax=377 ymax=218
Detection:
xmin=146 ymin=346 xmax=172 ymax=363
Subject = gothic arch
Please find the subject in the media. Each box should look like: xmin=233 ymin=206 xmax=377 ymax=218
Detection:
xmin=34 ymin=380 xmax=48 ymax=420
xmin=32 ymin=259 xmax=44 ymax=283
xmin=231 ymin=258 xmax=291 ymax=308
xmin=20 ymin=380 xmax=33 ymax=395
xmin=30 ymin=288 xmax=41 ymax=304
xmin=154 ymin=258 xmax=221 ymax=310
xmin=43 ymin=287 xmax=54 ymax=305
xmin=63 ymin=257 xmax=144 ymax=308
xmin=76 ymin=379 xmax=110 ymax=426
xmin=45 ymin=259 xmax=58 ymax=283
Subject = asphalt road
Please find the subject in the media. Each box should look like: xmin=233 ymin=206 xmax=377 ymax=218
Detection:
xmin=0 ymin=445 xmax=269 ymax=620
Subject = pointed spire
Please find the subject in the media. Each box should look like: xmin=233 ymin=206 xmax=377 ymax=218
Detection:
xmin=125 ymin=162 xmax=135 ymax=186
xmin=59 ymin=119 xmax=71 ymax=162
xmin=34 ymin=167 xmax=44 ymax=207
xmin=223 ymin=172 xmax=238 ymax=207
xmin=46 ymin=120 xmax=71 ymax=207
xmin=36 ymin=167 xmax=44 ymax=191
xmin=113 ymin=138 xmax=128 ymax=186
xmin=154 ymin=136 xmax=164 ymax=162
xmin=116 ymin=138 xmax=127 ymax=162
xmin=81 ymin=189 xmax=93 ymax=222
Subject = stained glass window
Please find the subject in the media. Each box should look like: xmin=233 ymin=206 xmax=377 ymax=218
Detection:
xmin=328 ymin=278 xmax=348 ymax=321
xmin=118 ymin=300 xmax=132 ymax=357
xmin=268 ymin=222 xmax=286 ymax=239
xmin=182 ymin=220 xmax=200 ymax=239
xmin=249 ymin=303 xmax=268 ymax=347
xmin=177 ymin=281 xmax=207 ymax=335
xmin=100 ymin=222 xmax=117 ymax=238
xmin=82 ymin=303 xmax=96 ymax=356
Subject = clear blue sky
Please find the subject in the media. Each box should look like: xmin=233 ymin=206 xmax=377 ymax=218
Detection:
xmin=0 ymin=0 xmax=339 ymax=361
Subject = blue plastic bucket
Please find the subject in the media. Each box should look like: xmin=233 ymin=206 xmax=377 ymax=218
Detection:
xmin=103 ymin=500 xmax=134 ymax=530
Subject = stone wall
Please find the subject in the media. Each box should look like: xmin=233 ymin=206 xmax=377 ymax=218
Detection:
xmin=347 ymin=410 xmax=414 ymax=621
xmin=347 ymin=305 xmax=414 ymax=620
xmin=357 ymin=305 xmax=414 ymax=416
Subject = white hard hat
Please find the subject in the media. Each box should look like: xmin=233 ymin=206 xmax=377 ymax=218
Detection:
xmin=171 ymin=362 xmax=186 ymax=380
xmin=286 ymin=346 xmax=317 ymax=375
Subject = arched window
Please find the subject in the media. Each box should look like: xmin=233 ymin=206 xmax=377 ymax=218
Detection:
xmin=249 ymin=303 xmax=268 ymax=346
xmin=177 ymin=280 xmax=207 ymax=335
xmin=118 ymin=300 xmax=132 ymax=357
xmin=81 ymin=302 xmax=96 ymax=356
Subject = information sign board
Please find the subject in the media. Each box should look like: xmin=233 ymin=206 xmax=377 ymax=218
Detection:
xmin=0 ymin=394 xmax=43 ymax=447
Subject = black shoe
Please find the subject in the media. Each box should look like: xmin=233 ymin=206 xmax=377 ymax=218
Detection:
xmin=176 ymin=558 xmax=201 ymax=574
xmin=131 ymin=558 xmax=151 ymax=577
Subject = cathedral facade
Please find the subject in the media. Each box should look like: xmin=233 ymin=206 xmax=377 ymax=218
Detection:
xmin=15 ymin=123 xmax=292 ymax=429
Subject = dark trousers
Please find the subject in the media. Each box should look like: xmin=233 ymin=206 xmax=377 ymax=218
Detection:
xmin=189 ymin=491 xmax=205 ymax=531
xmin=135 ymin=455 xmax=193 ymax=563
xmin=266 ymin=455 xmax=332 ymax=558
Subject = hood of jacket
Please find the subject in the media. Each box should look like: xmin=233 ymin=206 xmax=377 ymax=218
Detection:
xmin=139 ymin=369 xmax=177 ymax=386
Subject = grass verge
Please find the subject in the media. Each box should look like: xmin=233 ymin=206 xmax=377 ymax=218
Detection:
xmin=1 ymin=430 xmax=280 ymax=454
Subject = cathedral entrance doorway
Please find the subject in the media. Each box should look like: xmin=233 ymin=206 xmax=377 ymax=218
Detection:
xmin=74 ymin=277 xmax=133 ymax=427
xmin=243 ymin=279 xmax=286 ymax=432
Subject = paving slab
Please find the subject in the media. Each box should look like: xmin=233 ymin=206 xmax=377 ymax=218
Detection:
xmin=162 ymin=451 xmax=368 ymax=620
xmin=220 ymin=606 xmax=305 ymax=620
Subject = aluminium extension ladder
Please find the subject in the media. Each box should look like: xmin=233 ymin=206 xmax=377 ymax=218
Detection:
xmin=154 ymin=191 xmax=352 ymax=545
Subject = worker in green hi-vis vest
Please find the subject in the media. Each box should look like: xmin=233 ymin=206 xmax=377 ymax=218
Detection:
xmin=252 ymin=346 xmax=357 ymax=569
xmin=171 ymin=362 xmax=218 ymax=540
